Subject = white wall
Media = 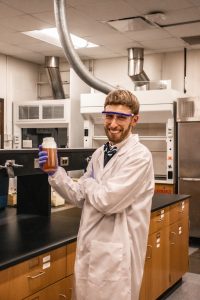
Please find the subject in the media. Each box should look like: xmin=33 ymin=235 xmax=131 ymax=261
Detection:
xmin=93 ymin=49 xmax=200 ymax=97
xmin=69 ymin=68 xmax=90 ymax=148
xmin=0 ymin=54 xmax=39 ymax=148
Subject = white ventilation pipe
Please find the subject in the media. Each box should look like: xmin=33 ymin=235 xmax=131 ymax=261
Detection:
xmin=45 ymin=56 xmax=65 ymax=99
xmin=128 ymin=48 xmax=150 ymax=87
xmin=54 ymin=0 xmax=115 ymax=94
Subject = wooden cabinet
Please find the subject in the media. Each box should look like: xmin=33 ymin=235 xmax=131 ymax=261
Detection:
xmin=0 ymin=242 xmax=76 ymax=300
xmin=139 ymin=199 xmax=189 ymax=300
xmin=140 ymin=207 xmax=169 ymax=300
xmin=169 ymin=200 xmax=189 ymax=286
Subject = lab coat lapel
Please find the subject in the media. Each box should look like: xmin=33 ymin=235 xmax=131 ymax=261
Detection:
xmin=97 ymin=148 xmax=104 ymax=174
xmin=100 ymin=134 xmax=139 ymax=177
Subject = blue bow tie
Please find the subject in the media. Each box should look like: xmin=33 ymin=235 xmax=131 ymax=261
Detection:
xmin=104 ymin=142 xmax=117 ymax=166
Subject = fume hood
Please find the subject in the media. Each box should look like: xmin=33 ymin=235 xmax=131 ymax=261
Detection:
xmin=13 ymin=98 xmax=83 ymax=149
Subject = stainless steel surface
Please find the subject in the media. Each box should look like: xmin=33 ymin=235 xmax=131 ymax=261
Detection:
xmin=45 ymin=56 xmax=65 ymax=99
xmin=178 ymin=123 xmax=200 ymax=178
xmin=128 ymin=48 xmax=149 ymax=87
xmin=178 ymin=122 xmax=200 ymax=238
xmin=178 ymin=178 xmax=200 ymax=238
xmin=54 ymin=0 xmax=115 ymax=95
xmin=177 ymin=97 xmax=200 ymax=121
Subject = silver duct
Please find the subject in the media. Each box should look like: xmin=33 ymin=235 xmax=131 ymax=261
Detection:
xmin=45 ymin=56 xmax=65 ymax=99
xmin=128 ymin=48 xmax=150 ymax=87
xmin=53 ymin=0 xmax=115 ymax=95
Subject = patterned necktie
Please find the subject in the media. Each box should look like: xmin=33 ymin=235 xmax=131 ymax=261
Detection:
xmin=103 ymin=142 xmax=117 ymax=167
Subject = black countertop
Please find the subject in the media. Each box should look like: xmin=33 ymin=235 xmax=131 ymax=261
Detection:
xmin=151 ymin=193 xmax=190 ymax=212
xmin=0 ymin=193 xmax=190 ymax=271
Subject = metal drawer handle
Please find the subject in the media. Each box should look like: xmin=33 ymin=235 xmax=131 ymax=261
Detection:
xmin=181 ymin=178 xmax=200 ymax=181
xmin=146 ymin=245 xmax=152 ymax=259
xmin=59 ymin=294 xmax=67 ymax=299
xmin=156 ymin=218 xmax=162 ymax=222
xmin=27 ymin=271 xmax=45 ymax=279
xmin=170 ymin=231 xmax=176 ymax=245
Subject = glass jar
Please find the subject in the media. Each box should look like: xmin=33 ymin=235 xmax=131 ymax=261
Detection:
xmin=42 ymin=137 xmax=58 ymax=173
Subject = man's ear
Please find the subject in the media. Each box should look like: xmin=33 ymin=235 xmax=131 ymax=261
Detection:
xmin=131 ymin=115 xmax=139 ymax=126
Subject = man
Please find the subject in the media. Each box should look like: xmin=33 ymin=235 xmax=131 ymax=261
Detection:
xmin=39 ymin=89 xmax=154 ymax=300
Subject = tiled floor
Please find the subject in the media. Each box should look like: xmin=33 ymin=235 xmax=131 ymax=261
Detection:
xmin=165 ymin=273 xmax=200 ymax=300
xmin=165 ymin=246 xmax=200 ymax=299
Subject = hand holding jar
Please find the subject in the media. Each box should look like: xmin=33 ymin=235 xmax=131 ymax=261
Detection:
xmin=38 ymin=137 xmax=58 ymax=175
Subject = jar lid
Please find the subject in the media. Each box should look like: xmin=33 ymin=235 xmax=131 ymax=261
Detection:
xmin=43 ymin=137 xmax=55 ymax=142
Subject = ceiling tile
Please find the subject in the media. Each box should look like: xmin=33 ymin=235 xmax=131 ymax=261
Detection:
xmin=125 ymin=0 xmax=194 ymax=15
xmin=0 ymin=14 xmax=52 ymax=31
xmin=68 ymin=0 xmax=140 ymax=21
xmin=0 ymin=2 xmax=23 ymax=18
xmin=141 ymin=37 xmax=186 ymax=49
xmin=156 ymin=7 xmax=200 ymax=26
xmin=1 ymin=0 xmax=54 ymax=14
xmin=124 ymin=28 xmax=171 ymax=42
xmin=32 ymin=11 xmax=56 ymax=26
xmin=165 ymin=22 xmax=200 ymax=37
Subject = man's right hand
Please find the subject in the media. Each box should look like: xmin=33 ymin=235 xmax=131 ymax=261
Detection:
xmin=38 ymin=144 xmax=48 ymax=169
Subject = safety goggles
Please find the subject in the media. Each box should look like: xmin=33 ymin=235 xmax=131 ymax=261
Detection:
xmin=102 ymin=111 xmax=135 ymax=123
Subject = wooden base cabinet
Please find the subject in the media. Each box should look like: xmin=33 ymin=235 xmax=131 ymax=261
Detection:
xmin=169 ymin=201 xmax=189 ymax=286
xmin=0 ymin=242 xmax=76 ymax=300
xmin=139 ymin=199 xmax=189 ymax=300
xmin=25 ymin=276 xmax=73 ymax=300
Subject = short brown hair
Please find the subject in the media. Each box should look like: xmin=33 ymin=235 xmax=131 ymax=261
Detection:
xmin=104 ymin=89 xmax=140 ymax=115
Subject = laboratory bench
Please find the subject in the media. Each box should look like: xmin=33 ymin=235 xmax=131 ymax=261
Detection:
xmin=0 ymin=193 xmax=190 ymax=300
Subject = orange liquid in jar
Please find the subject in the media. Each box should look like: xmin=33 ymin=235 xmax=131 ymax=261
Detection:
xmin=42 ymin=148 xmax=58 ymax=173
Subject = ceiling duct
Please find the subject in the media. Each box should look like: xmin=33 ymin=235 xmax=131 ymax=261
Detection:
xmin=128 ymin=48 xmax=150 ymax=87
xmin=45 ymin=56 xmax=65 ymax=99
xmin=53 ymin=0 xmax=115 ymax=95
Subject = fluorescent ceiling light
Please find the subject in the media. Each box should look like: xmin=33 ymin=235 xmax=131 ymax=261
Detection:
xmin=23 ymin=27 xmax=98 ymax=49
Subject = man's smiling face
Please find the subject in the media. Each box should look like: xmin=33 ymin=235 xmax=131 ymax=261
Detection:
xmin=103 ymin=104 xmax=137 ymax=144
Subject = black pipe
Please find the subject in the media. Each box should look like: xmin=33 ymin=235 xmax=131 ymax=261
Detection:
xmin=184 ymin=48 xmax=187 ymax=94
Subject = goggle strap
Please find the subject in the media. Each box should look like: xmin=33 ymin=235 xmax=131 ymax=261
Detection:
xmin=102 ymin=111 xmax=134 ymax=117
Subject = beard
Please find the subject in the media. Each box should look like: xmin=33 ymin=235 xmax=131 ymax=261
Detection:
xmin=104 ymin=123 xmax=132 ymax=144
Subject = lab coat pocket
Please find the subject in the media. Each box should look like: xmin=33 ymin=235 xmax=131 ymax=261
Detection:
xmin=88 ymin=240 xmax=123 ymax=285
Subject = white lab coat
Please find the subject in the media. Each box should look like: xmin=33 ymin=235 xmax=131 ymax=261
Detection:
xmin=49 ymin=134 xmax=154 ymax=300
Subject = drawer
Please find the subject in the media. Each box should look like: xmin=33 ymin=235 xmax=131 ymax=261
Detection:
xmin=25 ymin=275 xmax=73 ymax=300
xmin=169 ymin=199 xmax=189 ymax=224
xmin=67 ymin=242 xmax=76 ymax=276
xmin=149 ymin=207 xmax=169 ymax=234
xmin=0 ymin=246 xmax=68 ymax=300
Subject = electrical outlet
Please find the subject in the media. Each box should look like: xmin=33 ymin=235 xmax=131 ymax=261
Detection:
xmin=60 ymin=157 xmax=69 ymax=167
xmin=34 ymin=158 xmax=40 ymax=169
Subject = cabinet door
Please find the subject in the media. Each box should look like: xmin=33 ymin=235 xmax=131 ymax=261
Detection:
xmin=25 ymin=276 xmax=73 ymax=300
xmin=67 ymin=242 xmax=76 ymax=276
xmin=147 ymin=227 xmax=169 ymax=300
xmin=169 ymin=218 xmax=189 ymax=286
xmin=139 ymin=242 xmax=153 ymax=300
xmin=0 ymin=246 xmax=68 ymax=300
xmin=149 ymin=207 xmax=169 ymax=235
xmin=169 ymin=200 xmax=189 ymax=225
